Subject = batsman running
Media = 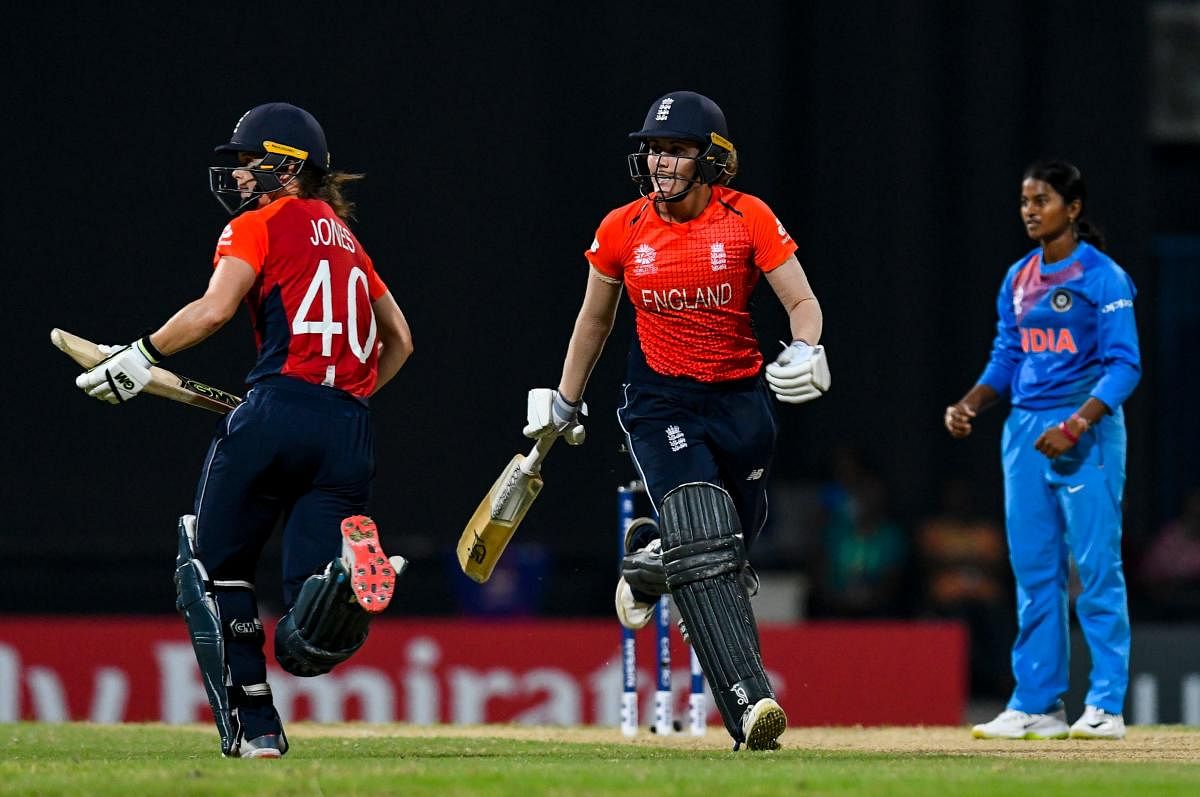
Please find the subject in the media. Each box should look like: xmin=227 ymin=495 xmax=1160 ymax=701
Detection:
xmin=72 ymin=102 xmax=414 ymax=758
xmin=524 ymin=91 xmax=829 ymax=750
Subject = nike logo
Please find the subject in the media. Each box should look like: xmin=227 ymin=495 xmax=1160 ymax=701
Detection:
xmin=1087 ymin=721 xmax=1106 ymax=728
xmin=1067 ymin=484 xmax=1086 ymax=494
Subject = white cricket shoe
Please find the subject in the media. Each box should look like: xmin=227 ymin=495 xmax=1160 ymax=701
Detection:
xmin=1069 ymin=705 xmax=1126 ymax=739
xmin=971 ymin=707 xmax=1069 ymax=739
xmin=741 ymin=697 xmax=787 ymax=751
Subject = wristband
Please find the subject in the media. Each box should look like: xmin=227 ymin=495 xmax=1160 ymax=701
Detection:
xmin=1058 ymin=421 xmax=1079 ymax=444
xmin=136 ymin=335 xmax=165 ymax=364
xmin=1069 ymin=413 xmax=1090 ymax=431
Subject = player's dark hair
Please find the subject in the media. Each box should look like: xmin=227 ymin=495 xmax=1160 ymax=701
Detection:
xmin=298 ymin=169 xmax=364 ymax=221
xmin=1023 ymin=160 xmax=1106 ymax=250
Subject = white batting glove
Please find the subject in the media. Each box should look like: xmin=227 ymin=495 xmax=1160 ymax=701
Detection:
xmin=74 ymin=338 xmax=160 ymax=405
xmin=765 ymin=341 xmax=831 ymax=404
xmin=523 ymin=388 xmax=588 ymax=445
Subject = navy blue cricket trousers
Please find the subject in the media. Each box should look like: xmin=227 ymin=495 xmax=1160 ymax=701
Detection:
xmin=617 ymin=377 xmax=777 ymax=547
xmin=192 ymin=375 xmax=375 ymax=608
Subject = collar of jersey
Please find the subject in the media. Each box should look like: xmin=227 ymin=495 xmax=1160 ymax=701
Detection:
xmin=1040 ymin=241 xmax=1085 ymax=274
xmin=646 ymin=185 xmax=723 ymax=229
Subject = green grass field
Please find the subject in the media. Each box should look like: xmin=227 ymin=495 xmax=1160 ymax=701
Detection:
xmin=2 ymin=723 xmax=1197 ymax=796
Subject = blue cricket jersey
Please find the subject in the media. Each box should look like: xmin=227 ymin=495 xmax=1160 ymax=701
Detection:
xmin=978 ymin=241 xmax=1141 ymax=411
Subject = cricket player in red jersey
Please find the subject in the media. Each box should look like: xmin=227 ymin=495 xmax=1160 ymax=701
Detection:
xmin=524 ymin=91 xmax=830 ymax=750
xmin=74 ymin=103 xmax=413 ymax=758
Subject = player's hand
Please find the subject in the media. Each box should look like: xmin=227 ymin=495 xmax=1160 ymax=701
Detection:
xmin=75 ymin=339 xmax=157 ymax=404
xmin=765 ymin=341 xmax=830 ymax=404
xmin=1035 ymin=415 xmax=1086 ymax=459
xmin=944 ymin=402 xmax=976 ymax=439
xmin=523 ymin=388 xmax=587 ymax=445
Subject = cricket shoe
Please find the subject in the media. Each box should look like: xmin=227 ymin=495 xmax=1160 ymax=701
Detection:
xmin=971 ymin=706 xmax=1069 ymax=739
xmin=340 ymin=515 xmax=406 ymax=613
xmin=1069 ymin=705 xmax=1126 ymax=739
xmin=741 ymin=697 xmax=787 ymax=751
xmin=240 ymin=732 xmax=288 ymax=759
xmin=616 ymin=517 xmax=662 ymax=630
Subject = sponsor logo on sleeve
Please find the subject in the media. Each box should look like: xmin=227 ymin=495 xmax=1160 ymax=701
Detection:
xmin=1101 ymin=298 xmax=1134 ymax=313
xmin=775 ymin=217 xmax=792 ymax=245
xmin=218 ymin=224 xmax=233 ymax=247
xmin=590 ymin=238 xmax=600 ymax=253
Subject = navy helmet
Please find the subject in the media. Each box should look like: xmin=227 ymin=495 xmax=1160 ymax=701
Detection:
xmin=209 ymin=102 xmax=329 ymax=215
xmin=627 ymin=91 xmax=735 ymax=199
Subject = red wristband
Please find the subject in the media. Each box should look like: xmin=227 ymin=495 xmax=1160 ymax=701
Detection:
xmin=1058 ymin=421 xmax=1079 ymax=444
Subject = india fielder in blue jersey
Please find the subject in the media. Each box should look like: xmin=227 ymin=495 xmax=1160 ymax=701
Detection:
xmin=946 ymin=161 xmax=1140 ymax=740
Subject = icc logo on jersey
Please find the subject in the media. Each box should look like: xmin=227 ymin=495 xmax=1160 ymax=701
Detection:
xmin=633 ymin=243 xmax=658 ymax=275
xmin=1051 ymin=289 xmax=1072 ymax=312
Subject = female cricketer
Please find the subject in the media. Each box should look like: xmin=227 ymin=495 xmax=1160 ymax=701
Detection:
xmin=74 ymin=102 xmax=414 ymax=757
xmin=524 ymin=90 xmax=830 ymax=750
xmin=945 ymin=160 xmax=1140 ymax=741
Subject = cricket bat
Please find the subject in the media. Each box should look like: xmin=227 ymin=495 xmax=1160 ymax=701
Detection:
xmin=457 ymin=435 xmax=556 ymax=583
xmin=51 ymin=328 xmax=242 ymax=414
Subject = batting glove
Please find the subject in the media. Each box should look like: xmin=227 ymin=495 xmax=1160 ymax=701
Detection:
xmin=765 ymin=340 xmax=831 ymax=404
xmin=75 ymin=336 xmax=161 ymax=404
xmin=523 ymin=388 xmax=588 ymax=445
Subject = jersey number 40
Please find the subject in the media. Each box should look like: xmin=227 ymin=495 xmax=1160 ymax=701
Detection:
xmin=292 ymin=259 xmax=377 ymax=385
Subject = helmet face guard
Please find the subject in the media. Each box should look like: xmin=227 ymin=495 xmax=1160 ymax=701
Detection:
xmin=209 ymin=103 xmax=328 ymax=215
xmin=627 ymin=132 xmax=735 ymax=202
xmin=209 ymin=151 xmax=307 ymax=215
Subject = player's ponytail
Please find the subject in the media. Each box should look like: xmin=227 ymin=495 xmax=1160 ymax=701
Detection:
xmin=298 ymin=169 xmax=365 ymax=221
xmin=1023 ymin=160 xmax=1106 ymax=251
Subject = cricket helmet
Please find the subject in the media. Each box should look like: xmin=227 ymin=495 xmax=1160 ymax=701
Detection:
xmin=209 ymin=102 xmax=330 ymax=215
xmin=627 ymin=91 xmax=736 ymax=198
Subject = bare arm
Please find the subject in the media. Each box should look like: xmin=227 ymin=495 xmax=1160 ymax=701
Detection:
xmin=147 ymin=257 xmax=257 ymax=356
xmin=370 ymin=290 xmax=413 ymax=395
xmin=764 ymin=255 xmax=823 ymax=345
xmin=556 ymin=266 xmax=623 ymax=403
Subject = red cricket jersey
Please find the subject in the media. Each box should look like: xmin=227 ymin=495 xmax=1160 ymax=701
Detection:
xmin=585 ymin=186 xmax=797 ymax=382
xmin=212 ymin=197 xmax=388 ymax=398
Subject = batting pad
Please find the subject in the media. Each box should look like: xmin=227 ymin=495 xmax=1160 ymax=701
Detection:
xmin=660 ymin=483 xmax=775 ymax=742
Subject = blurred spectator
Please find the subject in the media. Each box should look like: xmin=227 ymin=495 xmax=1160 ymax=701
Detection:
xmin=916 ymin=477 xmax=1014 ymax=698
xmin=810 ymin=456 xmax=910 ymax=619
xmin=1136 ymin=485 xmax=1200 ymax=620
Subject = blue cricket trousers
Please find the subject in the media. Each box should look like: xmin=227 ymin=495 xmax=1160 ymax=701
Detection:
xmin=1002 ymin=405 xmax=1130 ymax=715
xmin=193 ymin=376 xmax=375 ymax=604
xmin=616 ymin=377 xmax=777 ymax=548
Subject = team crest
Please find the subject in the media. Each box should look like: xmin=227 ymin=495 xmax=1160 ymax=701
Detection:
xmin=1051 ymin=289 xmax=1072 ymax=312
xmin=710 ymin=242 xmax=728 ymax=271
xmin=632 ymin=243 xmax=658 ymax=275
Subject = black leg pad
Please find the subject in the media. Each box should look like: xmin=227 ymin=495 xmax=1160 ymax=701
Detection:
xmin=660 ymin=483 xmax=775 ymax=742
xmin=174 ymin=515 xmax=240 ymax=756
xmin=275 ymin=558 xmax=371 ymax=677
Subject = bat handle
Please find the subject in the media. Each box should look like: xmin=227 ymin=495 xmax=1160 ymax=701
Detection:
xmin=521 ymin=435 xmax=556 ymax=476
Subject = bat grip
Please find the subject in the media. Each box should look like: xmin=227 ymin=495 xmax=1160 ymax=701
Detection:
xmin=521 ymin=435 xmax=556 ymax=476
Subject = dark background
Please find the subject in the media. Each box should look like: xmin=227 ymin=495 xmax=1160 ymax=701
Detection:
xmin=3 ymin=1 xmax=1197 ymax=618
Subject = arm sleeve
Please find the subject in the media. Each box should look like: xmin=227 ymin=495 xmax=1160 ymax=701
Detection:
xmin=741 ymin=195 xmax=798 ymax=272
xmin=977 ymin=272 xmax=1022 ymax=397
xmin=1090 ymin=266 xmax=1141 ymax=410
xmin=583 ymin=207 xmax=627 ymax=281
xmin=212 ymin=214 xmax=269 ymax=272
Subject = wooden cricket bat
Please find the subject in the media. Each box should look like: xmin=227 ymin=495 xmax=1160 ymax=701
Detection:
xmin=457 ymin=435 xmax=556 ymax=583
xmin=51 ymin=328 xmax=242 ymax=414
